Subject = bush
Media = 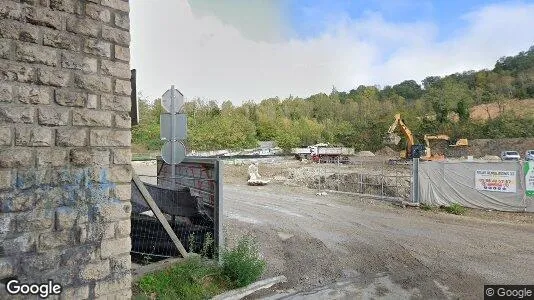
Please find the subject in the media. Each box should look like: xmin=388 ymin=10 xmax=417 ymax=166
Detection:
xmin=221 ymin=237 xmax=266 ymax=287
xmin=442 ymin=203 xmax=466 ymax=215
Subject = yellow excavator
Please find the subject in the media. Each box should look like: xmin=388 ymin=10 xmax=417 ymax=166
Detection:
xmin=384 ymin=114 xmax=427 ymax=160
xmin=385 ymin=114 xmax=468 ymax=161
xmin=423 ymin=134 xmax=469 ymax=158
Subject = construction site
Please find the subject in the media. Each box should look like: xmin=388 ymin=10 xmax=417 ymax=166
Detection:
xmin=129 ymin=121 xmax=534 ymax=298
xmin=203 ymin=114 xmax=534 ymax=297
xmin=2 ymin=0 xmax=534 ymax=298
xmin=127 ymin=141 xmax=534 ymax=299
xmin=223 ymin=136 xmax=534 ymax=201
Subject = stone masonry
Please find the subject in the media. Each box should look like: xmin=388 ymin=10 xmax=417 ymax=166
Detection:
xmin=0 ymin=0 xmax=132 ymax=299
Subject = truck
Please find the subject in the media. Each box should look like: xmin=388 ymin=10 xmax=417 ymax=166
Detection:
xmin=292 ymin=143 xmax=355 ymax=163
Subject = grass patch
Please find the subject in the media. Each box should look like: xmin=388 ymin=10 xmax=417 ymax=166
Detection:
xmin=441 ymin=203 xmax=467 ymax=215
xmin=136 ymin=257 xmax=227 ymax=300
xmin=135 ymin=237 xmax=266 ymax=299
xmin=420 ymin=203 xmax=433 ymax=211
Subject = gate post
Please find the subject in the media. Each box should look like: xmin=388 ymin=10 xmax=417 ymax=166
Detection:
xmin=411 ymin=158 xmax=420 ymax=203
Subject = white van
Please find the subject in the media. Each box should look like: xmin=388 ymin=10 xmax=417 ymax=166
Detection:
xmin=501 ymin=151 xmax=520 ymax=161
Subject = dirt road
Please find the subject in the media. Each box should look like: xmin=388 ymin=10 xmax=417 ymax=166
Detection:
xmin=223 ymin=183 xmax=534 ymax=299
xmin=132 ymin=160 xmax=534 ymax=299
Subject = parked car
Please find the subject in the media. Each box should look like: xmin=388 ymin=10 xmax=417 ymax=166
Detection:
xmin=501 ymin=151 xmax=520 ymax=161
xmin=526 ymin=150 xmax=534 ymax=161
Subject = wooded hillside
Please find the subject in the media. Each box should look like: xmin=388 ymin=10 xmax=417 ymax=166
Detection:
xmin=133 ymin=45 xmax=534 ymax=152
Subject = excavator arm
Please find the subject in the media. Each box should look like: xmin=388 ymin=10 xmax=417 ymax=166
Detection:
xmin=386 ymin=114 xmax=415 ymax=156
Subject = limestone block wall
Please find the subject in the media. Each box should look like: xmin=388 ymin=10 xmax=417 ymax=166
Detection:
xmin=0 ymin=0 xmax=132 ymax=298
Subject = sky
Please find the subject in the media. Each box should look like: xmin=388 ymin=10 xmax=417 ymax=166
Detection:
xmin=130 ymin=0 xmax=534 ymax=104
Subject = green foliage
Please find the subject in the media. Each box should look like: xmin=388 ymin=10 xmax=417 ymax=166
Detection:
xmin=275 ymin=130 xmax=301 ymax=150
xmin=424 ymin=78 xmax=473 ymax=123
xmin=132 ymin=121 xmax=162 ymax=151
xmin=495 ymin=46 xmax=534 ymax=74
xmin=420 ymin=203 xmax=433 ymax=211
xmin=200 ymin=233 xmax=215 ymax=258
xmin=221 ymin=237 xmax=266 ymax=288
xmin=132 ymin=45 xmax=534 ymax=153
xmin=442 ymin=203 xmax=467 ymax=215
xmin=135 ymin=236 xmax=266 ymax=299
xmin=136 ymin=257 xmax=228 ymax=300
xmin=188 ymin=112 xmax=257 ymax=151
xmin=392 ymin=80 xmax=423 ymax=101
xmin=422 ymin=76 xmax=442 ymax=90
xmin=132 ymin=98 xmax=164 ymax=151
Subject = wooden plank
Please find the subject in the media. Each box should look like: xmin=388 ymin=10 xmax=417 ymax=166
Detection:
xmin=132 ymin=172 xmax=189 ymax=258
xmin=211 ymin=276 xmax=287 ymax=300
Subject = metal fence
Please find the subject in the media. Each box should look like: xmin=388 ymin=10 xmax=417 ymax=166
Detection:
xmin=130 ymin=157 xmax=222 ymax=263
xmin=311 ymin=166 xmax=412 ymax=202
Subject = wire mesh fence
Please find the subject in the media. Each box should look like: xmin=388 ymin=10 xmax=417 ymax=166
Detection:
xmin=316 ymin=156 xmax=352 ymax=164
xmin=130 ymin=157 xmax=222 ymax=264
xmin=311 ymin=164 xmax=412 ymax=201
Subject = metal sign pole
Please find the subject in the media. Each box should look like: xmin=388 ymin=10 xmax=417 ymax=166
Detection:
xmin=161 ymin=86 xmax=186 ymax=166
xmin=170 ymin=85 xmax=176 ymax=183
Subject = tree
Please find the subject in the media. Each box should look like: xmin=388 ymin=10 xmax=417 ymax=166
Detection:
xmin=392 ymin=80 xmax=423 ymax=100
xmin=275 ymin=131 xmax=300 ymax=150
xmin=293 ymin=118 xmax=323 ymax=146
xmin=424 ymin=78 xmax=473 ymax=123
xmin=422 ymin=76 xmax=441 ymax=90
xmin=132 ymin=44 xmax=534 ymax=153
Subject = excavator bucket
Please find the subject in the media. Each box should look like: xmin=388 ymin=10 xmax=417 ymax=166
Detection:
xmin=450 ymin=138 xmax=469 ymax=147
xmin=383 ymin=133 xmax=401 ymax=145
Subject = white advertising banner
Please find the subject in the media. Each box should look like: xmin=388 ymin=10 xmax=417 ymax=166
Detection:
xmin=475 ymin=170 xmax=516 ymax=193
xmin=418 ymin=161 xmax=533 ymax=212
xmin=525 ymin=162 xmax=534 ymax=197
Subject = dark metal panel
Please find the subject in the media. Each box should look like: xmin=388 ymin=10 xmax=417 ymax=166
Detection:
xmin=130 ymin=69 xmax=139 ymax=126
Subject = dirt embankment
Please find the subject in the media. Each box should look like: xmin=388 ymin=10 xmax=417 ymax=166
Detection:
xmin=464 ymin=138 xmax=534 ymax=157
xmin=470 ymin=99 xmax=534 ymax=121
xmin=430 ymin=138 xmax=534 ymax=158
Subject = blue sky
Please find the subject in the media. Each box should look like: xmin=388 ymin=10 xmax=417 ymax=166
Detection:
xmin=287 ymin=0 xmax=511 ymax=41
xmin=130 ymin=0 xmax=534 ymax=103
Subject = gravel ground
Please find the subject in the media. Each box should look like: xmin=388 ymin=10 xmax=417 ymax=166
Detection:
xmin=223 ymin=183 xmax=534 ymax=299
xmin=132 ymin=160 xmax=534 ymax=299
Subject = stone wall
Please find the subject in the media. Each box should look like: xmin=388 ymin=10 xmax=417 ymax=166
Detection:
xmin=0 ymin=0 xmax=132 ymax=298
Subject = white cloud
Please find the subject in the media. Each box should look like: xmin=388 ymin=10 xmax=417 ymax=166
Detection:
xmin=188 ymin=0 xmax=291 ymax=42
xmin=374 ymin=3 xmax=534 ymax=85
xmin=130 ymin=1 xmax=534 ymax=103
